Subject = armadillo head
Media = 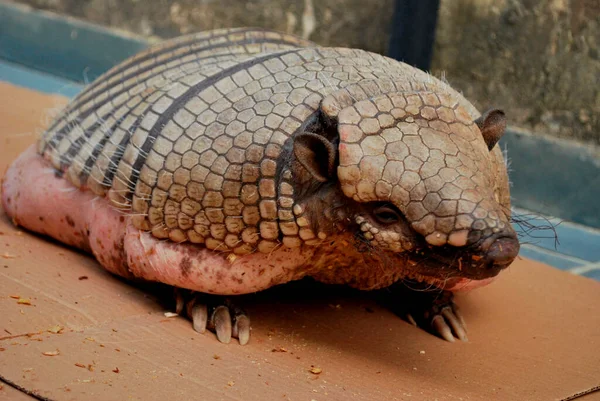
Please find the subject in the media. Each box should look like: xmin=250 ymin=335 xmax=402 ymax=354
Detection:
xmin=292 ymin=88 xmax=519 ymax=290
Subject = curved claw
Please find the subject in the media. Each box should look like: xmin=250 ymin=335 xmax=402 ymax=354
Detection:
xmin=190 ymin=302 xmax=208 ymax=334
xmin=432 ymin=315 xmax=455 ymax=343
xmin=452 ymin=304 xmax=467 ymax=330
xmin=174 ymin=288 xmax=185 ymax=315
xmin=211 ymin=305 xmax=232 ymax=344
xmin=441 ymin=307 xmax=468 ymax=342
xmin=406 ymin=313 xmax=418 ymax=327
xmin=378 ymin=284 xmax=468 ymax=343
xmin=176 ymin=290 xmax=251 ymax=345
xmin=233 ymin=315 xmax=251 ymax=346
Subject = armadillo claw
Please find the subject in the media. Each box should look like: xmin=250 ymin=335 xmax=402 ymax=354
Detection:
xmin=210 ymin=306 xmax=232 ymax=344
xmin=174 ymin=288 xmax=186 ymax=315
xmin=432 ymin=315 xmax=455 ymax=343
xmin=379 ymin=285 xmax=468 ymax=343
xmin=180 ymin=293 xmax=251 ymax=345
xmin=189 ymin=302 xmax=208 ymax=334
xmin=233 ymin=315 xmax=251 ymax=346
xmin=405 ymin=313 xmax=418 ymax=327
xmin=432 ymin=305 xmax=468 ymax=342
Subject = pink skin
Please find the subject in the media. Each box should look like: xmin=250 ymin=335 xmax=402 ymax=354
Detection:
xmin=2 ymin=145 xmax=493 ymax=295
xmin=2 ymin=146 xmax=314 ymax=295
xmin=445 ymin=277 xmax=495 ymax=292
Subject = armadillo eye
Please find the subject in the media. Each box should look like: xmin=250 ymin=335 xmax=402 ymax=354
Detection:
xmin=373 ymin=204 xmax=401 ymax=225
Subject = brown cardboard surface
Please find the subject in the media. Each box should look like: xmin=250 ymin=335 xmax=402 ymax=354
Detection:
xmin=0 ymin=383 xmax=37 ymax=401
xmin=1 ymin=81 xmax=599 ymax=401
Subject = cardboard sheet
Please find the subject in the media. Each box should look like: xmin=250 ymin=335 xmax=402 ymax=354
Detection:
xmin=1 ymin=81 xmax=599 ymax=401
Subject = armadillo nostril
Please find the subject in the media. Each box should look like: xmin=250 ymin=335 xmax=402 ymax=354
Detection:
xmin=484 ymin=237 xmax=520 ymax=268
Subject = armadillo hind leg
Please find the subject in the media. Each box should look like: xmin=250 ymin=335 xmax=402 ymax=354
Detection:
xmin=1 ymin=145 xmax=300 ymax=344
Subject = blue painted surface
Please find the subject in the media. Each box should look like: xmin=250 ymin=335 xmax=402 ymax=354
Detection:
xmin=512 ymin=209 xmax=600 ymax=263
xmin=581 ymin=269 xmax=600 ymax=281
xmin=500 ymin=129 xmax=600 ymax=229
xmin=0 ymin=2 xmax=147 ymax=84
xmin=0 ymin=59 xmax=81 ymax=97
xmin=518 ymin=245 xmax=586 ymax=270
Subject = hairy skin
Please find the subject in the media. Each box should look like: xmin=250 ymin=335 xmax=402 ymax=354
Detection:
xmin=1 ymin=28 xmax=519 ymax=345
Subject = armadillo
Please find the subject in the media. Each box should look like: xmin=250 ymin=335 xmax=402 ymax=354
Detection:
xmin=1 ymin=28 xmax=519 ymax=345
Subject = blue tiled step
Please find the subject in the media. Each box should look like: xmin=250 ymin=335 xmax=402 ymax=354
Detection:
xmin=568 ymin=262 xmax=600 ymax=281
xmin=512 ymin=208 xmax=600 ymax=263
xmin=518 ymin=244 xmax=588 ymax=270
xmin=0 ymin=2 xmax=148 ymax=84
xmin=0 ymin=59 xmax=82 ymax=97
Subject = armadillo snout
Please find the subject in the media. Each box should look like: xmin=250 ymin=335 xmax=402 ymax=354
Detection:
xmin=481 ymin=235 xmax=520 ymax=269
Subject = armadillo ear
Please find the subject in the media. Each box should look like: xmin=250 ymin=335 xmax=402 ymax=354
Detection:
xmin=475 ymin=109 xmax=507 ymax=151
xmin=293 ymin=133 xmax=337 ymax=182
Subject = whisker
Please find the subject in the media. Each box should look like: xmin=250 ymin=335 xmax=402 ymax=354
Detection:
xmin=507 ymin=207 xmax=559 ymax=249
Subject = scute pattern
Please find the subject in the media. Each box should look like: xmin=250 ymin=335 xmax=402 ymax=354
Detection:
xmin=335 ymin=91 xmax=509 ymax=248
xmin=37 ymin=28 xmax=511 ymax=255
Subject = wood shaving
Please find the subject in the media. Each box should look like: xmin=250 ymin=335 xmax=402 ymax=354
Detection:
xmin=0 ymin=331 xmax=41 ymax=341
xmin=48 ymin=325 xmax=63 ymax=334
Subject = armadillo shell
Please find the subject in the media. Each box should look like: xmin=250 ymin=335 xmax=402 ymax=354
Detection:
xmin=38 ymin=28 xmax=501 ymax=255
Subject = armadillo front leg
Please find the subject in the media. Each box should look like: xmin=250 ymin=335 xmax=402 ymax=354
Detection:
xmin=375 ymin=281 xmax=468 ymax=342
